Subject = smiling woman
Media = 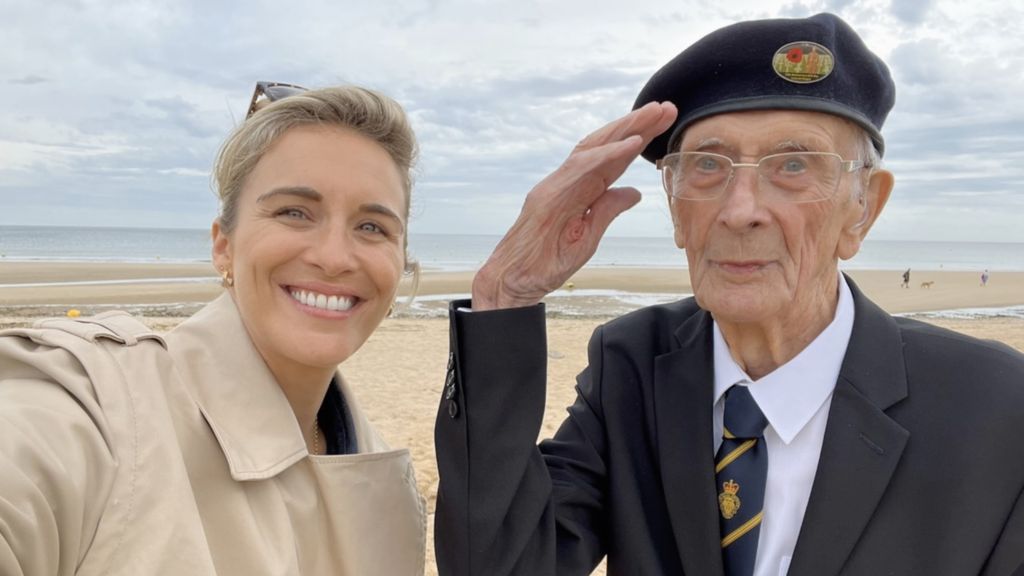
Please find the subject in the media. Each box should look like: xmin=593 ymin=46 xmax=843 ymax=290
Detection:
xmin=212 ymin=123 xmax=409 ymax=446
xmin=0 ymin=86 xmax=427 ymax=575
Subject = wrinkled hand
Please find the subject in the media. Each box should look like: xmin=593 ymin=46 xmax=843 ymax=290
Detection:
xmin=472 ymin=101 xmax=678 ymax=310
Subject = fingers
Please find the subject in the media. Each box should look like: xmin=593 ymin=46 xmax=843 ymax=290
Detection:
xmin=576 ymin=101 xmax=678 ymax=154
xmin=531 ymin=134 xmax=643 ymax=211
xmin=471 ymin=104 xmax=677 ymax=312
xmin=551 ymin=102 xmax=676 ymax=204
xmin=585 ymin=186 xmax=642 ymax=238
xmin=573 ymin=134 xmax=645 ymax=186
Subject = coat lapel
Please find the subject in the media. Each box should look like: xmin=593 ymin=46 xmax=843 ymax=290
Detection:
xmin=654 ymin=309 xmax=725 ymax=576
xmin=788 ymin=278 xmax=910 ymax=575
xmin=166 ymin=293 xmax=309 ymax=480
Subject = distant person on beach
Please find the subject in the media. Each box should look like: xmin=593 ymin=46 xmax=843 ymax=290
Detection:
xmin=901 ymin=267 xmax=910 ymax=288
xmin=434 ymin=13 xmax=1024 ymax=576
xmin=982 ymin=269 xmax=990 ymax=287
xmin=0 ymin=84 xmax=425 ymax=574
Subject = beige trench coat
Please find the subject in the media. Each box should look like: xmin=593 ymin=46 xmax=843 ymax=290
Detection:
xmin=0 ymin=294 xmax=426 ymax=575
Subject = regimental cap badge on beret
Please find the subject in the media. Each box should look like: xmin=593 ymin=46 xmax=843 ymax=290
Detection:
xmin=773 ymin=41 xmax=834 ymax=84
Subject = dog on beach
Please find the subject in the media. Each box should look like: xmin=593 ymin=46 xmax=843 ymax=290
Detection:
xmin=920 ymin=281 xmax=935 ymax=289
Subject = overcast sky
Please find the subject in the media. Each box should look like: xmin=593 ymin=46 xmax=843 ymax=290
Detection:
xmin=3 ymin=0 xmax=1022 ymax=242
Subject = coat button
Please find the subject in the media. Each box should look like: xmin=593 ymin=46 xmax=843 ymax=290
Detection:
xmin=448 ymin=399 xmax=459 ymax=418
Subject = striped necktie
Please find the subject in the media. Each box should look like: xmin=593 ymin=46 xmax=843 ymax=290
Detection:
xmin=715 ymin=384 xmax=768 ymax=576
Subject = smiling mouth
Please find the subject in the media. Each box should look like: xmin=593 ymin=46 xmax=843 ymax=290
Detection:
xmin=288 ymin=288 xmax=357 ymax=312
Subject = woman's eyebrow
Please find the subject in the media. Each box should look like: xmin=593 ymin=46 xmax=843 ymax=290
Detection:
xmin=256 ymin=187 xmax=322 ymax=203
xmin=362 ymin=203 xmax=405 ymax=232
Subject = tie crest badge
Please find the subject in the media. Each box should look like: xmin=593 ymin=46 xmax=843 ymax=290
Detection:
xmin=719 ymin=479 xmax=741 ymax=519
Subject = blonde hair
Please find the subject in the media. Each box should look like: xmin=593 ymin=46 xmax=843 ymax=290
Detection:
xmin=213 ymin=85 xmax=418 ymax=236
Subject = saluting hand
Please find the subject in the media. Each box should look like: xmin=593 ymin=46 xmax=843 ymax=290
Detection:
xmin=471 ymin=101 xmax=678 ymax=310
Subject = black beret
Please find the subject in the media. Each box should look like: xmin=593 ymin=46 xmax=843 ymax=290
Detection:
xmin=634 ymin=12 xmax=895 ymax=162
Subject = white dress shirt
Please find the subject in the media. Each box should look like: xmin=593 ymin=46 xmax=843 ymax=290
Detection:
xmin=712 ymin=275 xmax=855 ymax=576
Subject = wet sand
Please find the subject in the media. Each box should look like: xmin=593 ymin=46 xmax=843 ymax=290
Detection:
xmin=2 ymin=261 xmax=1022 ymax=315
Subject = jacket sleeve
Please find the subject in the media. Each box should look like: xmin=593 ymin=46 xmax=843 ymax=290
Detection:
xmin=0 ymin=335 xmax=117 ymax=576
xmin=434 ymin=300 xmax=610 ymax=576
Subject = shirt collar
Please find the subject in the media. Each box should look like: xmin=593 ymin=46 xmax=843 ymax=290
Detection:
xmin=712 ymin=274 xmax=856 ymax=444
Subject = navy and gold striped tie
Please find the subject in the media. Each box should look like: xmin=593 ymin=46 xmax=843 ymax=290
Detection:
xmin=715 ymin=384 xmax=768 ymax=576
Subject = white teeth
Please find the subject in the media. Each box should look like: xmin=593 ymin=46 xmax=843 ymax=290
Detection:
xmin=289 ymin=289 xmax=355 ymax=312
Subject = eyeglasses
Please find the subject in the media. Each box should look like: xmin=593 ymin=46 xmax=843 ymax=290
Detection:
xmin=656 ymin=151 xmax=866 ymax=203
xmin=245 ymin=81 xmax=308 ymax=119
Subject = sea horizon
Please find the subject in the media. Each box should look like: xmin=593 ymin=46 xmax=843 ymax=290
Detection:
xmin=3 ymin=224 xmax=1023 ymax=320
xmin=2 ymin=224 xmax=1023 ymax=272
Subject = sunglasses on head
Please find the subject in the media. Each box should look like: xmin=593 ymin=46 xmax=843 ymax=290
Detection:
xmin=246 ymin=81 xmax=308 ymax=119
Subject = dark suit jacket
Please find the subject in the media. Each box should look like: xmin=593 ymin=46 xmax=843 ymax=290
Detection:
xmin=434 ymin=279 xmax=1024 ymax=575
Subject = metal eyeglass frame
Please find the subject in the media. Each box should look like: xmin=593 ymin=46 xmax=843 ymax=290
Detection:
xmin=656 ymin=151 xmax=866 ymax=203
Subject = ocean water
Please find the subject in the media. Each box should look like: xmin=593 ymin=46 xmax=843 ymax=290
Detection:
xmin=3 ymin=226 xmax=1022 ymax=318
xmin=2 ymin=225 xmax=1022 ymax=272
xmin=0 ymin=226 xmax=212 ymax=263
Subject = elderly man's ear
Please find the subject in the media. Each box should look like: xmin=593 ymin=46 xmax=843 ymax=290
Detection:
xmin=838 ymin=168 xmax=894 ymax=260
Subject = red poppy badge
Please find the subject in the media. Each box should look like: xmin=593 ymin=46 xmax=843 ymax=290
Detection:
xmin=773 ymin=41 xmax=834 ymax=84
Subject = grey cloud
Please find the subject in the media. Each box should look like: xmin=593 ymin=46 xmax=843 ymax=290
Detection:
xmin=140 ymin=97 xmax=225 ymax=139
xmin=8 ymin=75 xmax=49 ymax=85
xmin=401 ymin=67 xmax=647 ymax=112
xmin=823 ymin=0 xmax=859 ymax=12
xmin=489 ymin=69 xmax=649 ymax=101
xmin=778 ymin=2 xmax=817 ymax=17
xmin=890 ymin=0 xmax=935 ymax=24
xmin=401 ymin=65 xmax=649 ymax=150
xmin=888 ymin=39 xmax=951 ymax=86
xmin=2 ymin=0 xmax=1022 ymax=241
xmin=400 ymin=66 xmax=650 ymax=222
xmin=0 ymin=166 xmax=217 ymax=229
xmin=887 ymin=117 xmax=1024 ymax=156
xmin=393 ymin=0 xmax=443 ymax=28
xmin=887 ymin=36 xmax=1024 ymax=138
xmin=881 ymin=113 xmax=1024 ymax=223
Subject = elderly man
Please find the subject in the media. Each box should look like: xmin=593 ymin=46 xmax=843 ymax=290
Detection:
xmin=434 ymin=13 xmax=1024 ymax=576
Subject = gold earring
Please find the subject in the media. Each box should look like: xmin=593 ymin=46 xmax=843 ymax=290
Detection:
xmin=387 ymin=303 xmax=395 ymax=317
xmin=220 ymin=267 xmax=234 ymax=287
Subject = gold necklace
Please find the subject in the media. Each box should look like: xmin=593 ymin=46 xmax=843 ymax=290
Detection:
xmin=313 ymin=417 xmax=321 ymax=455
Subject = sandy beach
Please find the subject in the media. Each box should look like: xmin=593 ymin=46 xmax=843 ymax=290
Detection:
xmin=3 ymin=262 xmax=1023 ymax=575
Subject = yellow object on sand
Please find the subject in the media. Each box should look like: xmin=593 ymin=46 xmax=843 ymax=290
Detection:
xmin=66 ymin=309 xmax=81 ymax=318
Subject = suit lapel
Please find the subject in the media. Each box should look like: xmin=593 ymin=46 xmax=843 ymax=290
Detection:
xmin=654 ymin=309 xmax=725 ymax=576
xmin=788 ymin=277 xmax=910 ymax=575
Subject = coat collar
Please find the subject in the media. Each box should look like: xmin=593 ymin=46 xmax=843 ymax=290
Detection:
xmin=165 ymin=293 xmax=385 ymax=481
xmin=787 ymin=275 xmax=910 ymax=575
xmin=829 ymin=275 xmax=909 ymax=410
